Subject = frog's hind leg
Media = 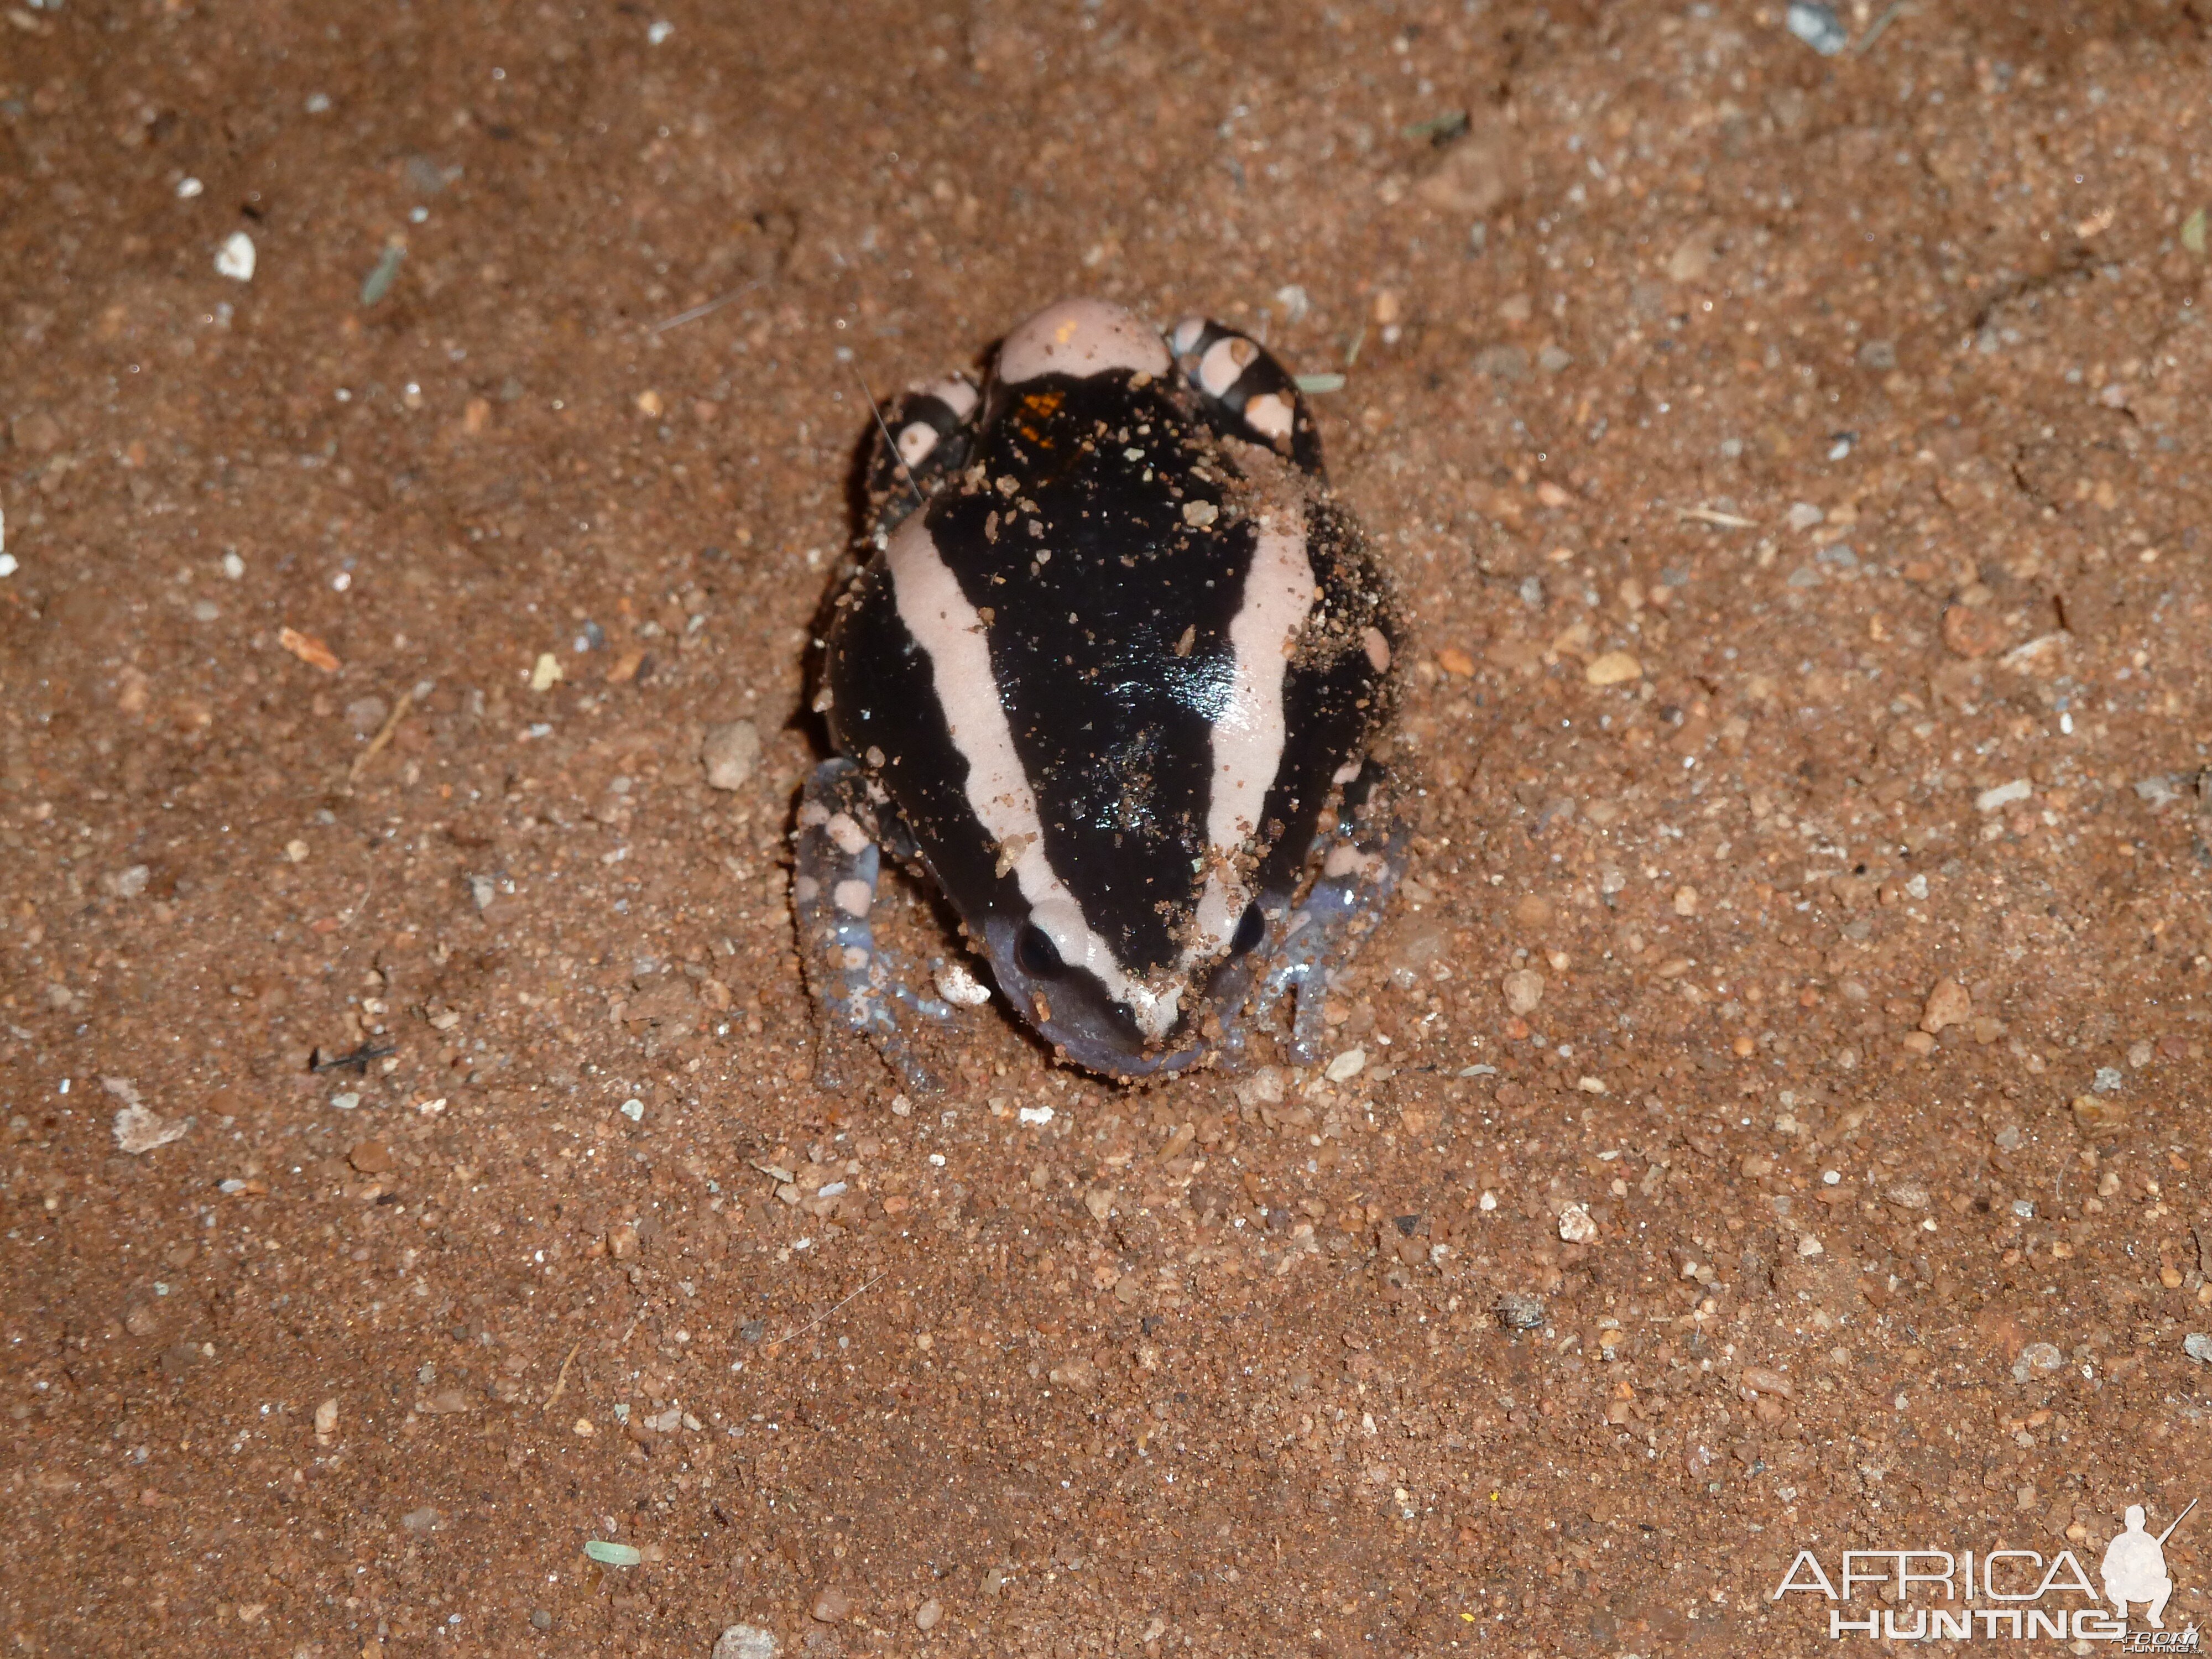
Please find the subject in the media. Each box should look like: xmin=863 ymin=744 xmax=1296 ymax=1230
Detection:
xmin=1260 ymin=760 xmax=1408 ymax=1065
xmin=793 ymin=758 xmax=957 ymax=1092
xmin=1166 ymin=317 xmax=1326 ymax=476
xmin=863 ymin=374 xmax=980 ymax=538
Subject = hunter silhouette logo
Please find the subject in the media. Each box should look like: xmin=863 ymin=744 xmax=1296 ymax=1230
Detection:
xmin=1772 ymin=1500 xmax=2200 ymax=1644
xmin=2104 ymin=1501 xmax=2193 ymax=1630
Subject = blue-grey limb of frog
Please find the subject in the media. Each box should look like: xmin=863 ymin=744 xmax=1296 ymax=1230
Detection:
xmin=1215 ymin=759 xmax=1410 ymax=1068
xmin=793 ymin=757 xmax=959 ymax=1092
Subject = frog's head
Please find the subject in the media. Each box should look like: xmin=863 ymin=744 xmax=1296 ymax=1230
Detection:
xmin=972 ymin=893 xmax=1272 ymax=1079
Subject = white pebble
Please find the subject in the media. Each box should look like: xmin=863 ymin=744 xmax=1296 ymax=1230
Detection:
xmin=619 ymin=1098 xmax=645 ymax=1122
xmin=1017 ymin=1104 xmax=1054 ymax=1127
xmin=711 ymin=1625 xmax=780 ymax=1659
xmin=1975 ymin=778 xmax=2032 ymax=813
xmin=214 ymin=231 xmax=256 ymax=282
xmin=1326 ymin=1047 xmax=1366 ymax=1083
xmin=1557 ymin=1203 xmax=1597 ymax=1244
xmin=221 ymin=551 xmax=245 ymax=579
xmin=176 ymin=176 xmax=205 ymax=199
xmin=933 ymin=960 xmax=993 ymax=1007
xmin=648 ymin=19 xmax=675 ymax=43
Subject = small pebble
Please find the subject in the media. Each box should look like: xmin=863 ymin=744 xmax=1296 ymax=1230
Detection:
xmin=1557 ymin=1203 xmax=1597 ymax=1244
xmin=2072 ymin=1095 xmax=2128 ymax=1138
xmin=1975 ymin=779 xmax=2032 ymax=813
xmin=2093 ymin=1067 xmax=2125 ymax=1094
xmin=348 ymin=1140 xmax=393 ymax=1174
xmin=809 ymin=1582 xmax=855 ymax=1623
xmin=330 ymin=1093 xmax=361 ymax=1112
xmin=1325 ymin=1047 xmax=1366 ymax=1083
xmin=1494 ymin=1292 xmax=1545 ymax=1331
xmin=2185 ymin=1334 xmax=2212 ymax=1365
xmin=711 ymin=1624 xmax=781 ymax=1659
xmin=1786 ymin=1 xmax=1849 ymax=55
xmin=1016 ymin=1104 xmax=1053 ymax=1126
xmin=530 ymin=1609 xmax=553 ymax=1631
xmin=915 ymin=1598 xmax=943 ymax=1632
xmin=530 ymin=652 xmax=564 ymax=692
xmin=1501 ymin=969 xmax=1546 ymax=1016
xmin=1797 ymin=1234 xmax=1824 ymax=1258
xmin=2012 ymin=1342 xmax=2064 ymax=1382
xmin=701 ymin=719 xmax=761 ymax=791
xmin=933 ymin=961 xmax=992 ymax=1007
xmin=345 ymin=697 xmax=391 ymax=737
xmin=214 ymin=230 xmax=256 ymax=281
xmin=1584 ymin=650 xmax=1641 ymax=687
xmin=1919 ymin=978 xmax=1973 ymax=1035
xmin=620 ymin=1098 xmax=645 ymax=1123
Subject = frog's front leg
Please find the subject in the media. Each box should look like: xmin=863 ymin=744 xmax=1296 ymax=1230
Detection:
xmin=793 ymin=758 xmax=958 ymax=1092
xmin=863 ymin=374 xmax=979 ymax=539
xmin=1166 ymin=316 xmax=1326 ymax=476
xmin=1261 ymin=761 xmax=1408 ymax=1066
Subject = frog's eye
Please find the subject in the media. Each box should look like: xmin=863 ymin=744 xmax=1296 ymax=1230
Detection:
xmin=1229 ymin=901 xmax=1266 ymax=957
xmin=1015 ymin=923 xmax=1066 ymax=978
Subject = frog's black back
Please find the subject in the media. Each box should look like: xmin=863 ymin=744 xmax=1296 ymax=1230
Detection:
xmin=826 ymin=367 xmax=1393 ymax=982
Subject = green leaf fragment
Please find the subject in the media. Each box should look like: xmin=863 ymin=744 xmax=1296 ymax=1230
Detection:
xmin=2183 ymin=207 xmax=2208 ymax=257
xmin=1403 ymin=110 xmax=1470 ymax=145
xmin=584 ymin=1540 xmax=642 ymax=1567
xmin=360 ymin=243 xmax=406 ymax=307
xmin=1295 ymin=373 xmax=1347 ymax=395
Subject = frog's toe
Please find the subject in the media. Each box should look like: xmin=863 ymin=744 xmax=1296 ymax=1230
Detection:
xmin=1167 ymin=316 xmax=1324 ymax=474
xmin=794 ymin=758 xmax=945 ymax=1090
